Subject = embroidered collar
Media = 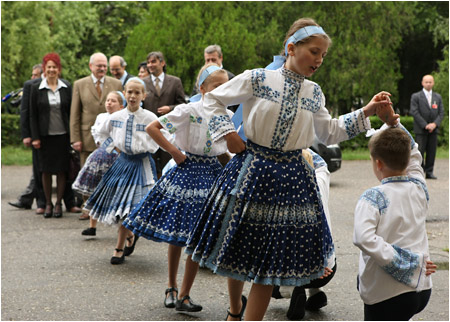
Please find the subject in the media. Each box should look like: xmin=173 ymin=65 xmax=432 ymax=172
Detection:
xmin=381 ymin=175 xmax=410 ymax=185
xmin=280 ymin=66 xmax=305 ymax=84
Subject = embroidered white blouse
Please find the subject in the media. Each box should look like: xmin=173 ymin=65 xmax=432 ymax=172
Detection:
xmin=203 ymin=67 xmax=370 ymax=151
xmin=98 ymin=107 xmax=163 ymax=155
xmin=91 ymin=112 xmax=110 ymax=146
xmin=353 ymin=124 xmax=432 ymax=305
xmin=158 ymin=100 xmax=233 ymax=156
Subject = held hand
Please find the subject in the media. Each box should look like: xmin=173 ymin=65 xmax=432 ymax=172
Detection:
xmin=73 ymin=141 xmax=82 ymax=152
xmin=157 ymin=106 xmax=171 ymax=115
xmin=363 ymin=91 xmax=399 ymax=126
xmin=425 ymin=123 xmax=437 ymax=133
xmin=225 ymin=132 xmax=246 ymax=154
xmin=23 ymin=137 xmax=32 ymax=147
xmin=32 ymin=139 xmax=41 ymax=149
xmin=172 ymin=150 xmax=187 ymax=166
xmin=425 ymin=260 xmax=437 ymax=276
xmin=318 ymin=267 xmax=333 ymax=279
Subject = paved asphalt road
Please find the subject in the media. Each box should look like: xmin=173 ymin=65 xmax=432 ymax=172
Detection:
xmin=1 ymin=159 xmax=448 ymax=321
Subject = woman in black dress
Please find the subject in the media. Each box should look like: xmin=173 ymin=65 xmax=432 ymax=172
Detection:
xmin=30 ymin=53 xmax=72 ymax=218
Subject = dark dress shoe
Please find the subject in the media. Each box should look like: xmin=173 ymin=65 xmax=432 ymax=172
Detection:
xmin=225 ymin=295 xmax=246 ymax=320
xmin=305 ymin=291 xmax=327 ymax=311
xmin=272 ymin=285 xmax=284 ymax=299
xmin=81 ymin=227 xmax=96 ymax=236
xmin=164 ymin=287 xmax=178 ymax=308
xmin=8 ymin=201 xmax=31 ymax=209
xmin=124 ymin=235 xmax=139 ymax=256
xmin=79 ymin=212 xmax=90 ymax=220
xmin=426 ymin=173 xmax=437 ymax=179
xmin=110 ymin=249 xmax=125 ymax=265
xmin=44 ymin=204 xmax=53 ymax=218
xmin=287 ymin=287 xmax=306 ymax=320
xmin=176 ymin=295 xmax=202 ymax=312
xmin=53 ymin=203 xmax=63 ymax=218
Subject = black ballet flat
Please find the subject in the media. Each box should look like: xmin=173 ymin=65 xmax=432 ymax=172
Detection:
xmin=176 ymin=295 xmax=202 ymax=312
xmin=225 ymin=295 xmax=247 ymax=321
xmin=110 ymin=248 xmax=125 ymax=265
xmin=123 ymin=234 xmax=139 ymax=256
xmin=164 ymin=287 xmax=178 ymax=308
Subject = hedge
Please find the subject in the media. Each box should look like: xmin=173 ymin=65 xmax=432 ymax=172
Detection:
xmin=1 ymin=113 xmax=448 ymax=149
xmin=1 ymin=114 xmax=22 ymax=147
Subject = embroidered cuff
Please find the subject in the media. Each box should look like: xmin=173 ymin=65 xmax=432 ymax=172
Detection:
xmin=343 ymin=108 xmax=371 ymax=140
xmin=382 ymin=245 xmax=426 ymax=289
xmin=159 ymin=117 xmax=177 ymax=134
xmin=208 ymin=114 xmax=236 ymax=142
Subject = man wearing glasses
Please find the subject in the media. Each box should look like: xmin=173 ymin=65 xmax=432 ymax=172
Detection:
xmin=109 ymin=55 xmax=134 ymax=86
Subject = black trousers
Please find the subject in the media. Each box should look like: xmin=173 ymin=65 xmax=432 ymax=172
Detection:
xmin=415 ymin=132 xmax=438 ymax=176
xmin=364 ymin=289 xmax=432 ymax=321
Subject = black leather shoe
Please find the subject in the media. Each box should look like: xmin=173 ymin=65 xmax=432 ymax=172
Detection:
xmin=110 ymin=249 xmax=125 ymax=265
xmin=272 ymin=285 xmax=284 ymax=299
xmin=8 ymin=201 xmax=31 ymax=209
xmin=53 ymin=203 xmax=63 ymax=218
xmin=305 ymin=291 xmax=327 ymax=311
xmin=44 ymin=204 xmax=53 ymax=218
xmin=287 ymin=287 xmax=306 ymax=320
xmin=124 ymin=235 xmax=139 ymax=256
xmin=426 ymin=173 xmax=437 ymax=179
xmin=164 ymin=287 xmax=178 ymax=308
xmin=82 ymin=227 xmax=96 ymax=236
xmin=225 ymin=295 xmax=247 ymax=320
xmin=176 ymin=295 xmax=202 ymax=312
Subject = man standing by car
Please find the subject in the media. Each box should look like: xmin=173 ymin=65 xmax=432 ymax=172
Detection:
xmin=410 ymin=74 xmax=444 ymax=179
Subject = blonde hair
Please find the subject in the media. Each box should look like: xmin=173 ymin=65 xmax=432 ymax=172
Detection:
xmin=196 ymin=63 xmax=228 ymax=88
xmin=281 ymin=18 xmax=331 ymax=56
xmin=124 ymin=78 xmax=146 ymax=94
xmin=107 ymin=91 xmax=124 ymax=106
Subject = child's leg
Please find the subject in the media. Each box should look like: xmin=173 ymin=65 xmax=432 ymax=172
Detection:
xmin=245 ymin=283 xmax=274 ymax=321
xmin=178 ymin=255 xmax=199 ymax=301
xmin=168 ymin=244 xmax=182 ymax=289
xmin=227 ymin=277 xmax=245 ymax=321
xmin=90 ymin=218 xmax=97 ymax=229
xmin=113 ymin=225 xmax=129 ymax=257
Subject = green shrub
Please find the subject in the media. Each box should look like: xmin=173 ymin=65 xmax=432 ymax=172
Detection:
xmin=340 ymin=115 xmax=448 ymax=150
xmin=1 ymin=114 xmax=21 ymax=147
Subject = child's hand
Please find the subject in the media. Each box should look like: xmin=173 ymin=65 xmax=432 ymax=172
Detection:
xmin=172 ymin=149 xmax=187 ymax=166
xmin=225 ymin=132 xmax=246 ymax=154
xmin=318 ymin=267 xmax=333 ymax=279
xmin=425 ymin=260 xmax=437 ymax=276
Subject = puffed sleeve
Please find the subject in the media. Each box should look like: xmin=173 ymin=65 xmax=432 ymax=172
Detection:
xmin=158 ymin=103 xmax=191 ymax=134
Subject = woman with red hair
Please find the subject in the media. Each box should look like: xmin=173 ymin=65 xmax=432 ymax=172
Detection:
xmin=30 ymin=53 xmax=72 ymax=218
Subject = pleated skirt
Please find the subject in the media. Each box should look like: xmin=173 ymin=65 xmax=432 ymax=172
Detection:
xmin=72 ymin=147 xmax=119 ymax=197
xmin=123 ymin=153 xmax=223 ymax=247
xmin=84 ymin=152 xmax=156 ymax=225
xmin=185 ymin=140 xmax=334 ymax=286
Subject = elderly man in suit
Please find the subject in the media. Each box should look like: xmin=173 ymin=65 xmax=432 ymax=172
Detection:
xmin=70 ymin=52 xmax=122 ymax=219
xmin=142 ymin=51 xmax=186 ymax=177
xmin=109 ymin=55 xmax=134 ymax=86
xmin=410 ymin=74 xmax=445 ymax=179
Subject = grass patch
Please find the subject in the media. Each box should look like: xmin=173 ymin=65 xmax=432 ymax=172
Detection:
xmin=1 ymin=145 xmax=32 ymax=165
xmin=342 ymin=146 xmax=448 ymax=161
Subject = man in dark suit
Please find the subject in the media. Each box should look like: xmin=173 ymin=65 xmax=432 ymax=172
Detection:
xmin=70 ymin=52 xmax=123 ymax=219
xmin=109 ymin=55 xmax=133 ymax=86
xmin=142 ymin=51 xmax=186 ymax=177
xmin=410 ymin=74 xmax=444 ymax=179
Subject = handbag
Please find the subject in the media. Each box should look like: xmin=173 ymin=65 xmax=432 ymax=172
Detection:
xmin=68 ymin=147 xmax=81 ymax=182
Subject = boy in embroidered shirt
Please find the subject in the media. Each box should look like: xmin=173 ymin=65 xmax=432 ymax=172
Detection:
xmin=353 ymin=123 xmax=436 ymax=321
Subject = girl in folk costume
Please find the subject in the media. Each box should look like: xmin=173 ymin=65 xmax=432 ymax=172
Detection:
xmin=72 ymin=91 xmax=125 ymax=237
xmin=185 ymin=17 xmax=398 ymax=321
xmin=84 ymin=78 xmax=169 ymax=265
xmin=123 ymin=64 xmax=231 ymax=313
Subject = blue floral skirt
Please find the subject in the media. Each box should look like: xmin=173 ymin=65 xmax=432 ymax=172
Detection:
xmin=72 ymin=147 xmax=119 ymax=197
xmin=123 ymin=153 xmax=223 ymax=247
xmin=84 ymin=152 xmax=156 ymax=225
xmin=185 ymin=140 xmax=334 ymax=286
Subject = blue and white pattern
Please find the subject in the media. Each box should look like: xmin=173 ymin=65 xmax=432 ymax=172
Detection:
xmin=359 ymin=187 xmax=390 ymax=216
xmin=123 ymin=153 xmax=222 ymax=247
xmin=209 ymin=114 xmax=234 ymax=139
xmin=382 ymin=245 xmax=420 ymax=286
xmin=251 ymin=69 xmax=281 ymax=103
xmin=84 ymin=152 xmax=156 ymax=225
xmin=186 ymin=140 xmax=334 ymax=286
xmin=124 ymin=115 xmax=134 ymax=154
xmin=343 ymin=109 xmax=368 ymax=140
xmin=72 ymin=147 xmax=119 ymax=197
xmin=300 ymin=84 xmax=322 ymax=113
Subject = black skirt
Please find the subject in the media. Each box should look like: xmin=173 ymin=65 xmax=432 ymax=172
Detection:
xmin=38 ymin=134 xmax=70 ymax=173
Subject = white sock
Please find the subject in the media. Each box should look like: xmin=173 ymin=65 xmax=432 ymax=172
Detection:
xmin=308 ymin=288 xmax=322 ymax=297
